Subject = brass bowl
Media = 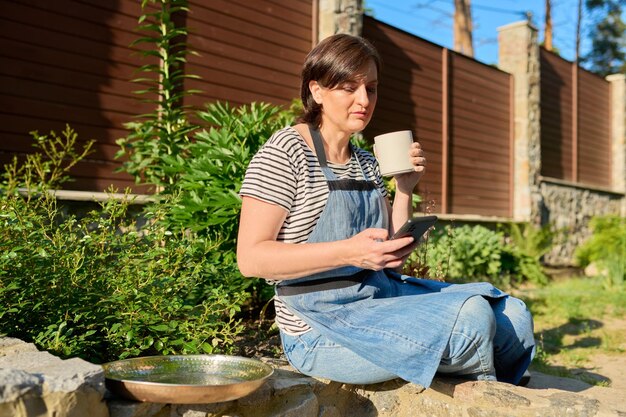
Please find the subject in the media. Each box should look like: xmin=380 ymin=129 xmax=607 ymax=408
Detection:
xmin=102 ymin=355 xmax=274 ymax=404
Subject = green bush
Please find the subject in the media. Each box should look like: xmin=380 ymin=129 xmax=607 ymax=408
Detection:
xmin=0 ymin=128 xmax=247 ymax=363
xmin=154 ymin=101 xmax=298 ymax=305
xmin=424 ymin=225 xmax=505 ymax=284
xmin=0 ymin=1 xmax=297 ymax=362
xmin=501 ymin=222 xmax=553 ymax=286
xmin=161 ymin=101 xmax=297 ymax=249
xmin=575 ymin=215 xmax=626 ymax=289
xmin=406 ymin=224 xmax=549 ymax=288
xmin=114 ymin=0 xmax=299 ymax=310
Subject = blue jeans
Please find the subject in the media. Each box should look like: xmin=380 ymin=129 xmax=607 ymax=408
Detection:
xmin=280 ymin=293 xmax=534 ymax=385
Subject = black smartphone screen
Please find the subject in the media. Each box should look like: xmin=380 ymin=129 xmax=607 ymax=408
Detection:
xmin=391 ymin=215 xmax=438 ymax=241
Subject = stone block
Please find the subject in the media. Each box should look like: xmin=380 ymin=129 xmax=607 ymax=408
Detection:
xmin=108 ymin=400 xmax=166 ymax=417
xmin=4 ymin=338 xmax=626 ymax=417
xmin=0 ymin=338 xmax=38 ymax=357
xmin=318 ymin=405 xmax=341 ymax=417
xmin=0 ymin=337 xmax=108 ymax=417
xmin=0 ymin=368 xmax=43 ymax=402
xmin=172 ymin=402 xmax=233 ymax=417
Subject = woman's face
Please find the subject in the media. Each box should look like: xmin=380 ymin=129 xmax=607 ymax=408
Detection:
xmin=310 ymin=59 xmax=378 ymax=135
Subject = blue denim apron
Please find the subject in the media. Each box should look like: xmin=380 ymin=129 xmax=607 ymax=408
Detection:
xmin=276 ymin=126 xmax=509 ymax=388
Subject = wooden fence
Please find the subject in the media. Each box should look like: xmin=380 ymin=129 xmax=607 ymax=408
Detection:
xmin=0 ymin=1 xmax=614 ymax=219
xmin=183 ymin=0 xmax=312 ymax=107
xmin=363 ymin=17 xmax=513 ymax=217
xmin=0 ymin=0 xmax=149 ymax=191
xmin=0 ymin=0 xmax=312 ymax=192
xmin=540 ymin=49 xmax=612 ymax=188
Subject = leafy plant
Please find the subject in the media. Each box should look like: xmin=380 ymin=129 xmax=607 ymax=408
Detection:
xmin=575 ymin=215 xmax=626 ymax=289
xmin=506 ymin=222 xmax=555 ymax=260
xmin=500 ymin=222 xmax=553 ymax=286
xmin=162 ymin=101 xmax=297 ymax=248
xmin=116 ymin=0 xmax=199 ymax=191
xmin=424 ymin=225 xmax=506 ymax=284
xmin=2 ymin=125 xmax=94 ymax=193
xmin=112 ymin=0 xmax=302 ymax=324
xmin=408 ymin=224 xmax=550 ymax=288
xmin=157 ymin=100 xmax=298 ymax=306
xmin=115 ymin=0 xmax=298 ymax=248
xmin=0 ymin=128 xmax=248 ymax=362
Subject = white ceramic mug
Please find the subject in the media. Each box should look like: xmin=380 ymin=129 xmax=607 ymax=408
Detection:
xmin=373 ymin=130 xmax=414 ymax=177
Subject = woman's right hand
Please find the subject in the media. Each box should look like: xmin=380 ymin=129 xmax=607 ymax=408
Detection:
xmin=345 ymin=228 xmax=414 ymax=271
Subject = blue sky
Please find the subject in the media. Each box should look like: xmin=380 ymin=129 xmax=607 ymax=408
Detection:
xmin=366 ymin=0 xmax=593 ymax=65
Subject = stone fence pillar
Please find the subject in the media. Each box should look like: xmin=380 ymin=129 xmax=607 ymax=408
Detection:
xmin=317 ymin=0 xmax=363 ymax=42
xmin=497 ymin=21 xmax=542 ymax=223
xmin=499 ymin=22 xmax=625 ymax=265
xmin=607 ymin=74 xmax=626 ymax=215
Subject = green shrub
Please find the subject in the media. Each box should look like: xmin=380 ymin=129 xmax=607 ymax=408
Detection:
xmin=0 ymin=128 xmax=247 ymax=363
xmin=161 ymin=101 xmax=297 ymax=249
xmin=575 ymin=215 xmax=626 ymax=289
xmin=153 ymin=101 xmax=298 ymax=306
xmin=506 ymin=222 xmax=555 ymax=261
xmin=500 ymin=222 xmax=552 ymax=286
xmin=423 ymin=225 xmax=506 ymax=284
xmin=406 ymin=224 xmax=549 ymax=288
xmin=114 ymin=0 xmax=299 ymax=311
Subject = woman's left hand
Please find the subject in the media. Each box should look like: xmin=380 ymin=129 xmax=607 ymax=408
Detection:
xmin=395 ymin=141 xmax=426 ymax=194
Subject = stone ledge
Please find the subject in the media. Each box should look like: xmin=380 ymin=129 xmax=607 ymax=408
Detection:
xmin=1 ymin=338 xmax=625 ymax=417
xmin=0 ymin=338 xmax=109 ymax=417
xmin=108 ymin=358 xmax=626 ymax=417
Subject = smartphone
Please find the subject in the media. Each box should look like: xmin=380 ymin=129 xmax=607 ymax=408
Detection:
xmin=391 ymin=215 xmax=438 ymax=241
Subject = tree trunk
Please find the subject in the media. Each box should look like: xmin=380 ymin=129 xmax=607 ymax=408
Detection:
xmin=575 ymin=0 xmax=582 ymax=63
xmin=544 ymin=0 xmax=553 ymax=51
xmin=453 ymin=0 xmax=474 ymax=57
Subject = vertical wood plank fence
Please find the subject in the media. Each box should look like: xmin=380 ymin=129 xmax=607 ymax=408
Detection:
xmin=0 ymin=2 xmax=616 ymax=220
xmin=540 ymin=49 xmax=611 ymax=189
xmin=363 ymin=17 xmax=513 ymax=218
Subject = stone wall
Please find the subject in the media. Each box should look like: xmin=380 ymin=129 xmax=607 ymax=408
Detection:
xmin=3 ymin=337 xmax=626 ymax=417
xmin=0 ymin=338 xmax=108 ymax=417
xmin=498 ymin=21 xmax=542 ymax=223
xmin=540 ymin=180 xmax=624 ymax=265
xmin=498 ymin=21 xmax=625 ymax=266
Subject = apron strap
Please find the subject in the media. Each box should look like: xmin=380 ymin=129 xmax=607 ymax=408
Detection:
xmin=309 ymin=125 xmax=370 ymax=181
xmin=309 ymin=125 xmax=329 ymax=168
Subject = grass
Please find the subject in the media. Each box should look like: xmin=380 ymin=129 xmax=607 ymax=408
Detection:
xmin=515 ymin=274 xmax=626 ymax=386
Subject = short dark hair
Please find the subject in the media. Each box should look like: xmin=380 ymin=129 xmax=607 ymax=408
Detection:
xmin=298 ymin=34 xmax=381 ymax=127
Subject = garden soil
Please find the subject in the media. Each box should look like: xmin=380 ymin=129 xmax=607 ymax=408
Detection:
xmin=541 ymin=316 xmax=626 ymax=391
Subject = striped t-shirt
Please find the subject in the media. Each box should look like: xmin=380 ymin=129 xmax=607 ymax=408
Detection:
xmin=239 ymin=126 xmax=388 ymax=334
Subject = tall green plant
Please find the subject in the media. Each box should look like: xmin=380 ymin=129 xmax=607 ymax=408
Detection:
xmin=156 ymin=101 xmax=297 ymax=305
xmin=506 ymin=222 xmax=554 ymax=260
xmin=575 ymin=215 xmax=626 ymax=289
xmin=413 ymin=224 xmax=549 ymax=287
xmin=116 ymin=0 xmax=199 ymax=191
xmin=500 ymin=222 xmax=552 ymax=286
xmin=112 ymin=0 xmax=304 ymax=312
xmin=161 ymin=101 xmax=297 ymax=249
